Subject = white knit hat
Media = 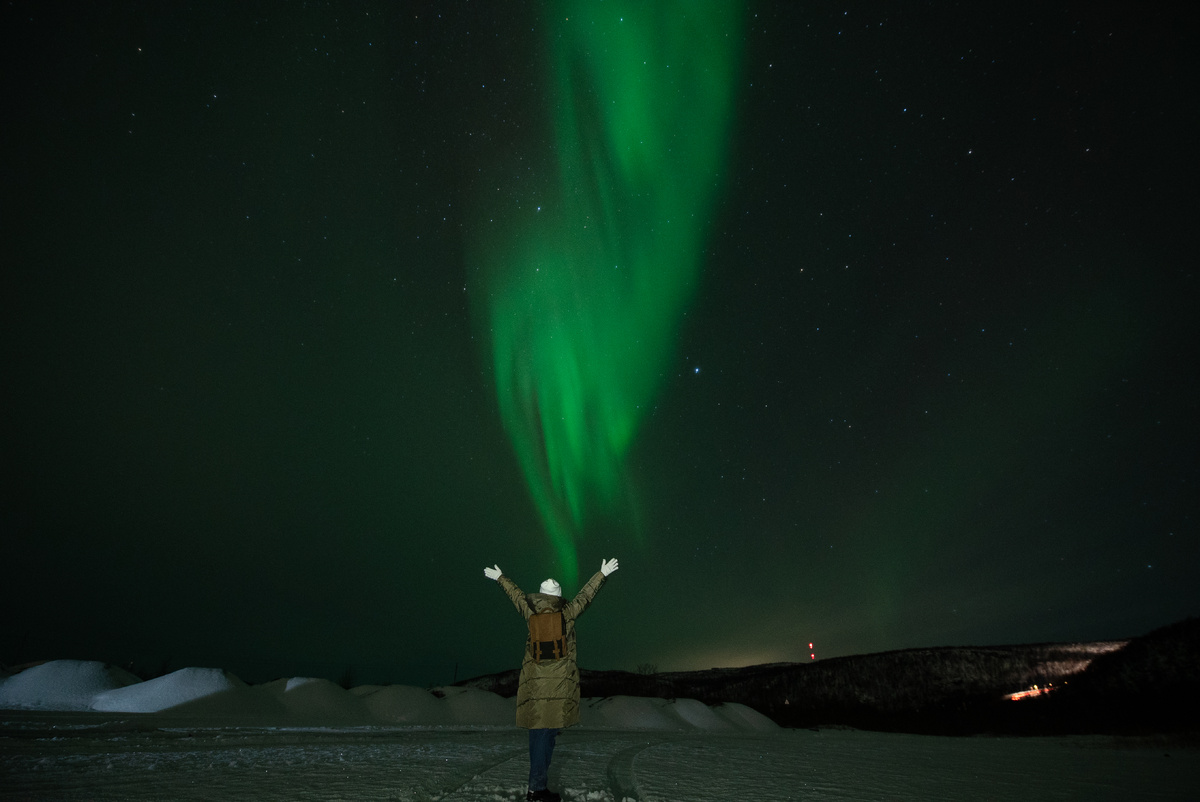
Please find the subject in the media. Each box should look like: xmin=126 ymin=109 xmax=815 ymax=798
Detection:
xmin=539 ymin=578 xmax=562 ymax=597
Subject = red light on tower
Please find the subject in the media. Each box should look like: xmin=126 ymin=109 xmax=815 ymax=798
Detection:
xmin=809 ymin=642 xmax=815 ymax=661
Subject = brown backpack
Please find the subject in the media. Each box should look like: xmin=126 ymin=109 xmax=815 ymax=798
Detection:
xmin=528 ymin=611 xmax=565 ymax=663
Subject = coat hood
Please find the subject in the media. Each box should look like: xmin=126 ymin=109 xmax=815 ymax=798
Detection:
xmin=527 ymin=593 xmax=565 ymax=614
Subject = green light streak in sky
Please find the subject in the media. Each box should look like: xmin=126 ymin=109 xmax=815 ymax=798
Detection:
xmin=471 ymin=1 xmax=740 ymax=586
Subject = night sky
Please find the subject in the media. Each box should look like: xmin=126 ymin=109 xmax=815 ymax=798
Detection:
xmin=3 ymin=2 xmax=1195 ymax=688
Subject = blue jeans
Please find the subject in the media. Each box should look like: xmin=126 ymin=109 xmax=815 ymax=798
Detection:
xmin=528 ymin=728 xmax=559 ymax=791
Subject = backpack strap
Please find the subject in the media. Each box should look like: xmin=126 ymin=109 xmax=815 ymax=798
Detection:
xmin=528 ymin=611 xmax=565 ymax=663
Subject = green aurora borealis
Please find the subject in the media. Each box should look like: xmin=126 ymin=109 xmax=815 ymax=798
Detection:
xmin=2 ymin=3 xmax=1195 ymax=687
xmin=470 ymin=2 xmax=741 ymax=585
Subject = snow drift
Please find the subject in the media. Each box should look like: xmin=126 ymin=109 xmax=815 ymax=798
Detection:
xmin=0 ymin=660 xmax=776 ymax=731
xmin=92 ymin=666 xmax=243 ymax=712
xmin=0 ymin=659 xmax=140 ymax=711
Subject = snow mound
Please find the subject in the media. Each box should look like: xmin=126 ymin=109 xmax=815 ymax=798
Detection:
xmin=0 ymin=660 xmax=141 ymax=711
xmin=583 ymin=695 xmax=686 ymax=730
xmin=156 ymin=685 xmax=289 ymax=719
xmin=91 ymin=667 xmax=243 ymax=713
xmin=271 ymin=677 xmax=373 ymax=723
xmin=357 ymin=684 xmax=447 ymax=724
xmin=661 ymin=697 xmax=735 ymax=730
xmin=579 ymin=696 xmax=777 ymax=731
xmin=0 ymin=661 xmax=781 ymax=731
xmin=284 ymin=676 xmax=322 ymax=691
xmin=712 ymin=702 xmax=779 ymax=731
xmin=433 ymin=686 xmax=515 ymax=725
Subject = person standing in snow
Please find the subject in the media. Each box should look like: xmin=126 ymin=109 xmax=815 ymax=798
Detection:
xmin=483 ymin=558 xmax=619 ymax=802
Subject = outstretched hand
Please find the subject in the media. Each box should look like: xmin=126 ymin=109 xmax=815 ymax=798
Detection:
xmin=600 ymin=558 xmax=619 ymax=577
xmin=483 ymin=564 xmax=502 ymax=581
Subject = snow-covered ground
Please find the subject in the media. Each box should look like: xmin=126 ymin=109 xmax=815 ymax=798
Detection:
xmin=2 ymin=661 xmax=1196 ymax=800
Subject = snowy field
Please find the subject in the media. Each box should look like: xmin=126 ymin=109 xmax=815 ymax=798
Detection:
xmin=2 ymin=661 xmax=1197 ymax=800
xmin=4 ymin=717 xmax=1197 ymax=801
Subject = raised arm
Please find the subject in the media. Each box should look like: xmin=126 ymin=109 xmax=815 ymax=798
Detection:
xmin=563 ymin=558 xmax=619 ymax=621
xmin=495 ymin=573 xmax=532 ymax=618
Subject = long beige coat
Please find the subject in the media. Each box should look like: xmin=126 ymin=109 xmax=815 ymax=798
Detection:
xmin=497 ymin=570 xmax=606 ymax=729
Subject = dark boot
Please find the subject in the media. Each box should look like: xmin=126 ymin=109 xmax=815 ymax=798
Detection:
xmin=526 ymin=790 xmax=561 ymax=802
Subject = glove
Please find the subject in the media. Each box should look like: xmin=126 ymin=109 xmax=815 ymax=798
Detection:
xmin=600 ymin=558 xmax=619 ymax=576
xmin=483 ymin=564 xmax=502 ymax=581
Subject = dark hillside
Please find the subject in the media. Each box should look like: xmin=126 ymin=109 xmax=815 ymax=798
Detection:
xmin=457 ymin=621 xmax=1200 ymax=734
xmin=1044 ymin=617 xmax=1200 ymax=734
